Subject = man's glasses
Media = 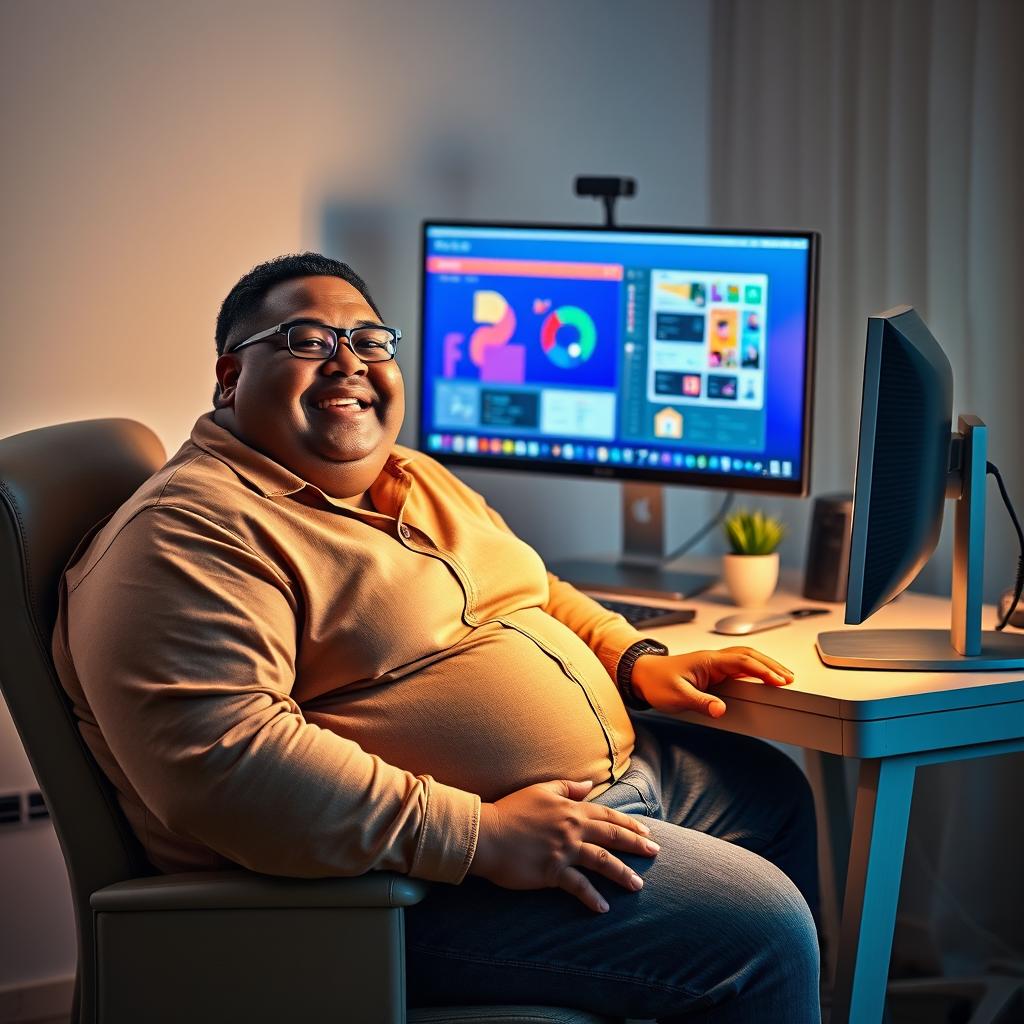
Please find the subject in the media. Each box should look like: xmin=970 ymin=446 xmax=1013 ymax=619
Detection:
xmin=227 ymin=320 xmax=401 ymax=363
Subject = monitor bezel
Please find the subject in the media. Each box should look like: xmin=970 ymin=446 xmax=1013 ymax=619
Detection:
xmin=417 ymin=219 xmax=819 ymax=497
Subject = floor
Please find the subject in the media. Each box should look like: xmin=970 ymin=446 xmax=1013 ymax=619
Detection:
xmin=23 ymin=986 xmax=1024 ymax=1024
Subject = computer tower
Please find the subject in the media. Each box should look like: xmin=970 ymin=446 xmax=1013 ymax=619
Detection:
xmin=803 ymin=493 xmax=853 ymax=603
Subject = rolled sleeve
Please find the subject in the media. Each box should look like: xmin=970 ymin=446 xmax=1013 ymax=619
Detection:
xmin=411 ymin=779 xmax=481 ymax=884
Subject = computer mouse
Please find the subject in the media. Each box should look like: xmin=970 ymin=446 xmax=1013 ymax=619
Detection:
xmin=712 ymin=612 xmax=795 ymax=636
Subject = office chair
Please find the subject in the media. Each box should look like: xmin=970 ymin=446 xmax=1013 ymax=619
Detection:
xmin=0 ymin=418 xmax=616 ymax=1024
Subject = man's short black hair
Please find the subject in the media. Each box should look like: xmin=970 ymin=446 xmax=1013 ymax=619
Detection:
xmin=213 ymin=252 xmax=382 ymax=402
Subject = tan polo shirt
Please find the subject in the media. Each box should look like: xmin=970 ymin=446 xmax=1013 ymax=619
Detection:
xmin=52 ymin=413 xmax=644 ymax=883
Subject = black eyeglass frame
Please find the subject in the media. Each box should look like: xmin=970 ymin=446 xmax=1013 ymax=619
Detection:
xmin=226 ymin=320 xmax=402 ymax=362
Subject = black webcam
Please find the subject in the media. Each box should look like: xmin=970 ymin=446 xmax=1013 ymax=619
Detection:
xmin=574 ymin=176 xmax=637 ymax=227
xmin=574 ymin=176 xmax=637 ymax=200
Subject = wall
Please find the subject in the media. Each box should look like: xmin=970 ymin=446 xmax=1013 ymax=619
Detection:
xmin=0 ymin=0 xmax=712 ymax=993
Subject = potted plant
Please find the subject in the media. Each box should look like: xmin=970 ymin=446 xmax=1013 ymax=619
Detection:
xmin=722 ymin=509 xmax=786 ymax=607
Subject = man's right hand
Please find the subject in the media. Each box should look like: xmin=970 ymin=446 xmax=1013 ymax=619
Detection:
xmin=467 ymin=778 xmax=659 ymax=913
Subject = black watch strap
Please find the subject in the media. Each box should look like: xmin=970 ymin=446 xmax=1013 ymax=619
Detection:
xmin=616 ymin=639 xmax=669 ymax=711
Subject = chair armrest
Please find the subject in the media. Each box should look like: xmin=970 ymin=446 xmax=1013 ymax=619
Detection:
xmin=91 ymin=869 xmax=431 ymax=912
xmin=91 ymin=870 xmax=425 ymax=1023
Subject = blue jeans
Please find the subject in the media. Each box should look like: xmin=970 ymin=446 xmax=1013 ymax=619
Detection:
xmin=405 ymin=717 xmax=821 ymax=1023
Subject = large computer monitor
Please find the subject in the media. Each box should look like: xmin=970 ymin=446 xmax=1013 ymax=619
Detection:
xmin=816 ymin=306 xmax=1024 ymax=670
xmin=419 ymin=221 xmax=819 ymax=596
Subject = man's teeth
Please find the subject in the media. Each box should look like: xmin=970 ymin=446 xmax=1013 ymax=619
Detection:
xmin=317 ymin=398 xmax=363 ymax=409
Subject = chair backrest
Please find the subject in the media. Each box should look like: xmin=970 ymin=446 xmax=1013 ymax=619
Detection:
xmin=0 ymin=419 xmax=167 ymax=906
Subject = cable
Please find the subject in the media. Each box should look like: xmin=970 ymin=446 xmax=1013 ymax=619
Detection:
xmin=661 ymin=491 xmax=735 ymax=565
xmin=987 ymin=461 xmax=1024 ymax=631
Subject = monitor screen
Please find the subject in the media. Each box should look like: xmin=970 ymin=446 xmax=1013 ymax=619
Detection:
xmin=418 ymin=222 xmax=818 ymax=495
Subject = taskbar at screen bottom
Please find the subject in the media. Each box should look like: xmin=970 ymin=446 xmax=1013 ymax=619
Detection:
xmin=423 ymin=431 xmax=797 ymax=482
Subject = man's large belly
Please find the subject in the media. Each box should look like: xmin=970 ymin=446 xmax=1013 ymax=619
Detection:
xmin=303 ymin=615 xmax=635 ymax=801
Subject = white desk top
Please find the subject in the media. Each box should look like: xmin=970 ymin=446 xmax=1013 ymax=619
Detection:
xmin=627 ymin=581 xmax=1024 ymax=758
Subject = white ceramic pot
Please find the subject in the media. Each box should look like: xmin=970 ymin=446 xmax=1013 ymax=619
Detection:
xmin=722 ymin=552 xmax=780 ymax=608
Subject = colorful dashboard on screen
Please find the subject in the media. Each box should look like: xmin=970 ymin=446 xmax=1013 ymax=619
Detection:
xmin=418 ymin=222 xmax=817 ymax=494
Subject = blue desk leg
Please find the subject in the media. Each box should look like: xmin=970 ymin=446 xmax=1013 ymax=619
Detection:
xmin=830 ymin=757 xmax=916 ymax=1024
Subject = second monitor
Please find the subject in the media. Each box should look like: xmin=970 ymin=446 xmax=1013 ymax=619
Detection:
xmin=419 ymin=221 xmax=819 ymax=596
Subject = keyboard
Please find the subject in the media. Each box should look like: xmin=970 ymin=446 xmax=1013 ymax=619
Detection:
xmin=589 ymin=595 xmax=697 ymax=629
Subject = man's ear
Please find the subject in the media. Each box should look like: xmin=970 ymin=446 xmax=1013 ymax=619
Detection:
xmin=214 ymin=354 xmax=241 ymax=408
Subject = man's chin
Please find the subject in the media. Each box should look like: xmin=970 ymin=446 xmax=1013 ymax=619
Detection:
xmin=304 ymin=415 xmax=377 ymax=456
xmin=310 ymin=440 xmax=380 ymax=465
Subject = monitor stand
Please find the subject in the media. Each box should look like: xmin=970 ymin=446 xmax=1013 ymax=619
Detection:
xmin=548 ymin=483 xmax=716 ymax=600
xmin=817 ymin=415 xmax=1024 ymax=670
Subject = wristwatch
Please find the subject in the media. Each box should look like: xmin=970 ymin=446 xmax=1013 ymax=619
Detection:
xmin=616 ymin=638 xmax=669 ymax=711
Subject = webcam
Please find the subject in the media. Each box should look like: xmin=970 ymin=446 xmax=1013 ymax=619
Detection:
xmin=574 ymin=176 xmax=637 ymax=227
xmin=574 ymin=176 xmax=637 ymax=200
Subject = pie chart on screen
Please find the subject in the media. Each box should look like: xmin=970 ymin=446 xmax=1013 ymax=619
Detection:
xmin=540 ymin=305 xmax=597 ymax=368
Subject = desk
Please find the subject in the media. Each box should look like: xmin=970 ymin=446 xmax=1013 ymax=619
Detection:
xmin=633 ymin=582 xmax=1024 ymax=1024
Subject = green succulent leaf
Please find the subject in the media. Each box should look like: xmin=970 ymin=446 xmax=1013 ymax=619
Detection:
xmin=723 ymin=508 xmax=787 ymax=555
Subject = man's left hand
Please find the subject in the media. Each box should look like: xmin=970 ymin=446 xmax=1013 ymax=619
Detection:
xmin=631 ymin=647 xmax=794 ymax=719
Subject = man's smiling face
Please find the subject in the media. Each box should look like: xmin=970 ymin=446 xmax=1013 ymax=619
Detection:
xmin=214 ymin=275 xmax=405 ymax=503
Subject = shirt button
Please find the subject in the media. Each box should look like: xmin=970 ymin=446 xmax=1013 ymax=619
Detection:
xmin=399 ymin=524 xmax=412 ymax=540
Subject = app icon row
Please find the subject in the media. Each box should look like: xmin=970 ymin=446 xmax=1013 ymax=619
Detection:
xmin=425 ymin=434 xmax=793 ymax=478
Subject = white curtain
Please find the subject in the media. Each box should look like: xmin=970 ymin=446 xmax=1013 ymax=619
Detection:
xmin=709 ymin=0 xmax=1024 ymax=977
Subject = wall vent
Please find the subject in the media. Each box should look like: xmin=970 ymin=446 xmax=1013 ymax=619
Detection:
xmin=0 ymin=790 xmax=52 ymax=827
xmin=27 ymin=791 xmax=49 ymax=821
xmin=0 ymin=792 xmax=21 ymax=826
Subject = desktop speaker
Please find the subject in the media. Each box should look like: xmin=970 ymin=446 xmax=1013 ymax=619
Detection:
xmin=803 ymin=493 xmax=853 ymax=603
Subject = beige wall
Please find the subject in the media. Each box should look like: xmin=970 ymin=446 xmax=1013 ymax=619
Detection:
xmin=0 ymin=0 xmax=710 ymax=447
xmin=0 ymin=0 xmax=711 ymax=989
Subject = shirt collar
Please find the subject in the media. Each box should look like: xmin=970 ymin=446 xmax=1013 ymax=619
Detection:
xmin=189 ymin=412 xmax=415 ymax=504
